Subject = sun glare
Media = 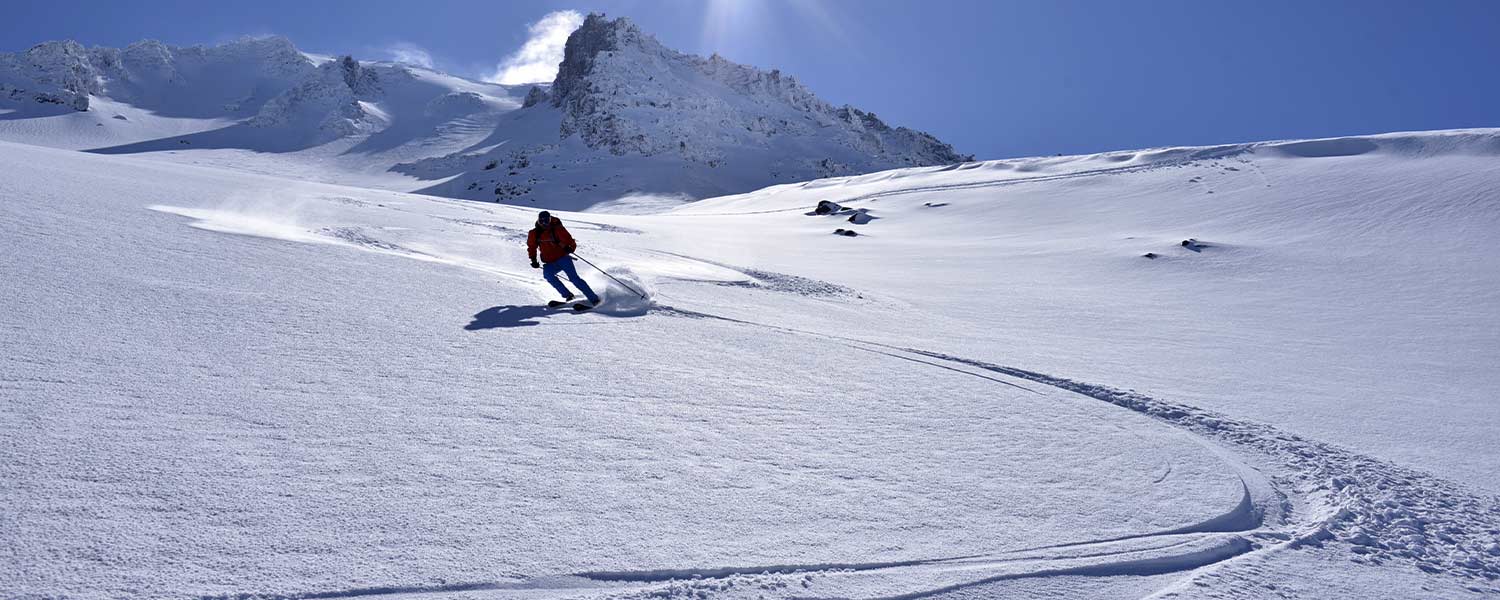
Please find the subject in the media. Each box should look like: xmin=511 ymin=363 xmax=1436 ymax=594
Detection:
xmin=700 ymin=0 xmax=766 ymax=56
xmin=700 ymin=0 xmax=854 ymax=59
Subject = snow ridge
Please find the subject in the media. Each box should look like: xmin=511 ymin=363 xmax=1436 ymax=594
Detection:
xmin=0 ymin=37 xmax=313 ymax=114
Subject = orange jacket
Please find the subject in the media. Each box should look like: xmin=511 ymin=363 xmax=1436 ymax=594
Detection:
xmin=527 ymin=220 xmax=577 ymax=264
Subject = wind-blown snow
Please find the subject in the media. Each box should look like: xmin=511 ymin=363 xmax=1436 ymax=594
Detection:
xmin=387 ymin=42 xmax=435 ymax=69
xmin=487 ymin=10 xmax=585 ymax=85
xmin=3 ymin=129 xmax=1499 ymax=599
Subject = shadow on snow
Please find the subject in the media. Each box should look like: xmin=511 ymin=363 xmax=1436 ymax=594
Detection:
xmin=465 ymin=296 xmax=653 ymax=330
xmin=464 ymin=305 xmax=561 ymax=330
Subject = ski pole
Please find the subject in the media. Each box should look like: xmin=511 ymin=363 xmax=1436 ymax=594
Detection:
xmin=571 ymin=253 xmax=648 ymax=299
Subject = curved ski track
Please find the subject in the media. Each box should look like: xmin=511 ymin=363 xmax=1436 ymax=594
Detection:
xmin=211 ymin=298 xmax=1500 ymax=599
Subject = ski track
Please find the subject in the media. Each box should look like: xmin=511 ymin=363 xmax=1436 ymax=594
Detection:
xmin=887 ymin=350 xmax=1500 ymax=580
xmin=438 ymin=216 xmax=530 ymax=241
xmin=647 ymin=251 xmax=860 ymax=298
xmin=575 ymin=556 xmax=962 ymax=583
xmin=192 ymin=576 xmax=617 ymax=600
xmin=844 ymin=345 xmax=1043 ymax=395
xmin=567 ymin=219 xmax=645 ymax=235
xmin=317 ymin=226 xmax=427 ymax=256
xmin=195 ymin=581 xmax=511 ymax=600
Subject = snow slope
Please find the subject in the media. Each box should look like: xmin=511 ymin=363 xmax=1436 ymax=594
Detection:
xmin=3 ymin=129 xmax=1499 ymax=599
xmin=0 ymin=36 xmax=531 ymax=191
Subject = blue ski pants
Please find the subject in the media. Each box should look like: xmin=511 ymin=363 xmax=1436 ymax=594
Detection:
xmin=542 ymin=256 xmax=600 ymax=303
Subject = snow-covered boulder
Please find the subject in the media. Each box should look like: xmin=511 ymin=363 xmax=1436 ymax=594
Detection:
xmin=846 ymin=209 xmax=875 ymax=225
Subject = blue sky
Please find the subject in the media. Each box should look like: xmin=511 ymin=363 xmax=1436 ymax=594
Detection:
xmin=5 ymin=0 xmax=1498 ymax=160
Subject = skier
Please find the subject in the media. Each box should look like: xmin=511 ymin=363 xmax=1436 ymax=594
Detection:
xmin=527 ymin=211 xmax=601 ymax=309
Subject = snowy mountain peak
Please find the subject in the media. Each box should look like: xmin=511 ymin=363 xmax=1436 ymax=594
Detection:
xmin=539 ymin=13 xmax=968 ymax=171
xmin=385 ymin=13 xmax=971 ymax=208
xmin=550 ymin=13 xmax=639 ymax=107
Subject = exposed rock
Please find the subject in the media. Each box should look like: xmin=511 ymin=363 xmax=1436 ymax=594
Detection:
xmin=336 ymin=55 xmax=381 ymax=96
xmin=522 ymin=85 xmax=549 ymax=108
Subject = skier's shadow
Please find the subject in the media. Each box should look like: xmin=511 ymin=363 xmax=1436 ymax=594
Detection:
xmin=464 ymin=305 xmax=558 ymax=330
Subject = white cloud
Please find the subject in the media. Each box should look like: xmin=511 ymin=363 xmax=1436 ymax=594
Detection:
xmin=388 ymin=42 xmax=434 ymax=69
xmin=487 ymin=10 xmax=585 ymax=85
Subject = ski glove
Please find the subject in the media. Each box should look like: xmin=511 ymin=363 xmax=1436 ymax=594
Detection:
xmin=531 ymin=260 xmax=541 ymax=269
